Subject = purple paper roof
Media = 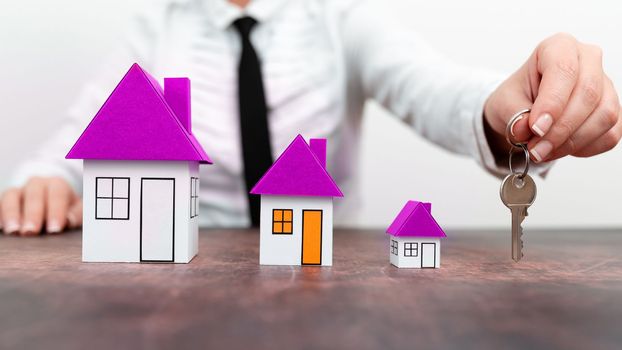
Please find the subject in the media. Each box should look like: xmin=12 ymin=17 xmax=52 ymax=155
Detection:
xmin=386 ymin=201 xmax=446 ymax=238
xmin=250 ymin=135 xmax=343 ymax=197
xmin=66 ymin=63 xmax=212 ymax=164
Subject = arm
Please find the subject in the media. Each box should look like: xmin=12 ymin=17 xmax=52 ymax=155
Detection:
xmin=1 ymin=6 xmax=164 ymax=235
xmin=340 ymin=1 xmax=506 ymax=174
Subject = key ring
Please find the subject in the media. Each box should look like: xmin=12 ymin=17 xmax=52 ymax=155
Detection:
xmin=509 ymin=144 xmax=530 ymax=179
xmin=505 ymin=108 xmax=531 ymax=179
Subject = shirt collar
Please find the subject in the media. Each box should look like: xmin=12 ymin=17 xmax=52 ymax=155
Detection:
xmin=202 ymin=0 xmax=289 ymax=30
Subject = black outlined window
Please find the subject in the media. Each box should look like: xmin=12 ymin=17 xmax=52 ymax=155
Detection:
xmin=190 ymin=177 xmax=199 ymax=218
xmin=272 ymin=209 xmax=293 ymax=234
xmin=404 ymin=242 xmax=418 ymax=257
xmin=391 ymin=240 xmax=398 ymax=255
xmin=96 ymin=177 xmax=130 ymax=220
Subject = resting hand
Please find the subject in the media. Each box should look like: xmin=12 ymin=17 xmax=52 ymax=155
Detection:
xmin=0 ymin=177 xmax=82 ymax=236
xmin=484 ymin=33 xmax=621 ymax=163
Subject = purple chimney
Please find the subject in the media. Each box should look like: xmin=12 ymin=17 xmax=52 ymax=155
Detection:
xmin=309 ymin=138 xmax=327 ymax=168
xmin=422 ymin=202 xmax=431 ymax=213
xmin=164 ymin=77 xmax=191 ymax=132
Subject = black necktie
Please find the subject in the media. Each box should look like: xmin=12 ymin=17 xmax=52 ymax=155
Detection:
xmin=233 ymin=17 xmax=273 ymax=227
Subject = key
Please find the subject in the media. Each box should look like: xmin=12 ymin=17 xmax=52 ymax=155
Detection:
xmin=500 ymin=173 xmax=537 ymax=262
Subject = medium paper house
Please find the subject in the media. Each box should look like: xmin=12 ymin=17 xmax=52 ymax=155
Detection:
xmin=66 ymin=63 xmax=212 ymax=263
xmin=250 ymin=135 xmax=343 ymax=266
xmin=386 ymin=201 xmax=447 ymax=268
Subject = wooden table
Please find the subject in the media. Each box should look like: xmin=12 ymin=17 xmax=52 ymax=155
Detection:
xmin=1 ymin=228 xmax=621 ymax=350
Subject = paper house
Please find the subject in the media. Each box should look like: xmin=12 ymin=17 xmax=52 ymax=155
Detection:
xmin=250 ymin=135 xmax=343 ymax=266
xmin=386 ymin=201 xmax=447 ymax=268
xmin=66 ymin=63 xmax=212 ymax=263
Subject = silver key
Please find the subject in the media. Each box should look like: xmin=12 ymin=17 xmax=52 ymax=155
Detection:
xmin=500 ymin=173 xmax=537 ymax=262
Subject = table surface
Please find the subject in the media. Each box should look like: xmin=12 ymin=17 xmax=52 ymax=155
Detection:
xmin=1 ymin=228 xmax=621 ymax=350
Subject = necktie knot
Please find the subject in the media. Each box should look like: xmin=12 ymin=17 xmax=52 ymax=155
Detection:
xmin=233 ymin=16 xmax=257 ymax=38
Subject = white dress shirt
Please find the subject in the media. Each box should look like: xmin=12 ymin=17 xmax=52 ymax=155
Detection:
xmin=10 ymin=0 xmax=516 ymax=227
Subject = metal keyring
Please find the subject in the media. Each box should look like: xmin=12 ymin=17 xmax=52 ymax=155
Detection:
xmin=509 ymin=143 xmax=530 ymax=179
xmin=505 ymin=108 xmax=531 ymax=148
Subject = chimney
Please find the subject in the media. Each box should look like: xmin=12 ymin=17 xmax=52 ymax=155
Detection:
xmin=309 ymin=138 xmax=327 ymax=168
xmin=164 ymin=77 xmax=191 ymax=132
xmin=422 ymin=202 xmax=432 ymax=213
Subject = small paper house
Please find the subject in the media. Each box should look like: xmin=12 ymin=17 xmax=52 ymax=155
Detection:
xmin=250 ymin=135 xmax=343 ymax=266
xmin=66 ymin=63 xmax=212 ymax=263
xmin=386 ymin=201 xmax=446 ymax=268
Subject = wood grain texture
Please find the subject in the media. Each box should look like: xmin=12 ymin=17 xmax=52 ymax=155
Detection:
xmin=1 ymin=228 xmax=621 ymax=350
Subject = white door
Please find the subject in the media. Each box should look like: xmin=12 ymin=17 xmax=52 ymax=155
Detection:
xmin=421 ymin=243 xmax=436 ymax=268
xmin=140 ymin=178 xmax=175 ymax=262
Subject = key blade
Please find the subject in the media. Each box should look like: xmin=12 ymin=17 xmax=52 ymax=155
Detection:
xmin=511 ymin=206 xmax=525 ymax=262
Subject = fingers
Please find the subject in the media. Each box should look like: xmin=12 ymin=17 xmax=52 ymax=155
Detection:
xmin=67 ymin=199 xmax=83 ymax=230
xmin=529 ymin=33 xmax=580 ymax=139
xmin=45 ymin=177 xmax=73 ymax=234
xmin=547 ymin=77 xmax=620 ymax=160
xmin=530 ymin=37 xmax=605 ymax=162
xmin=1 ymin=177 xmax=81 ymax=236
xmin=1 ymin=188 xmax=22 ymax=234
xmin=21 ymin=177 xmax=47 ymax=236
xmin=486 ymin=33 xmax=618 ymax=162
xmin=573 ymin=106 xmax=622 ymax=157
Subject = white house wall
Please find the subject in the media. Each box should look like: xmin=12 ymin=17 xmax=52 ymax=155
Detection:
xmin=188 ymin=162 xmax=199 ymax=261
xmin=388 ymin=236 xmax=441 ymax=268
xmin=259 ymin=195 xmax=333 ymax=266
xmin=82 ymin=160 xmax=198 ymax=263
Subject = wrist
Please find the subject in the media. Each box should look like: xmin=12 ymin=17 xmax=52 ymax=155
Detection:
xmin=483 ymin=97 xmax=511 ymax=166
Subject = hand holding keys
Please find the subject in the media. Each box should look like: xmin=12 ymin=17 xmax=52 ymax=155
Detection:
xmin=500 ymin=109 xmax=538 ymax=262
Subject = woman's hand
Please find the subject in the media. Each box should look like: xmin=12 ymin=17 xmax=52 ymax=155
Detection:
xmin=484 ymin=33 xmax=621 ymax=163
xmin=0 ymin=177 xmax=82 ymax=236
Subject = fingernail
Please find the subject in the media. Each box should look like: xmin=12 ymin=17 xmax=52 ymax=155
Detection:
xmin=47 ymin=220 xmax=62 ymax=234
xmin=532 ymin=113 xmax=553 ymax=137
xmin=531 ymin=140 xmax=553 ymax=162
xmin=21 ymin=222 xmax=38 ymax=235
xmin=5 ymin=221 xmax=20 ymax=234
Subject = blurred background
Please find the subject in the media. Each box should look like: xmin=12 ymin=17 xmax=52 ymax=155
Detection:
xmin=0 ymin=0 xmax=620 ymax=229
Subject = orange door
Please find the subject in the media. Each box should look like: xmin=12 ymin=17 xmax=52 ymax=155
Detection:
xmin=301 ymin=210 xmax=323 ymax=265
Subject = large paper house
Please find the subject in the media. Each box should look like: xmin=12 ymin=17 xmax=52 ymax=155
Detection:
xmin=66 ymin=63 xmax=212 ymax=263
xmin=250 ymin=135 xmax=343 ymax=266
xmin=386 ymin=201 xmax=447 ymax=268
